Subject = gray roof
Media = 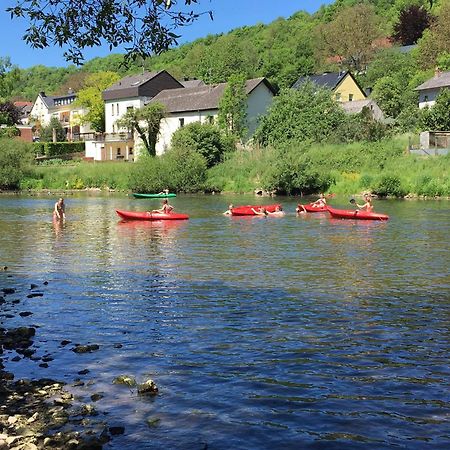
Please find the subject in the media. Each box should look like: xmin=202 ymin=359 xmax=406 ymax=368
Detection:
xmin=181 ymin=79 xmax=206 ymax=88
xmin=415 ymin=71 xmax=450 ymax=91
xmin=151 ymin=78 xmax=274 ymax=113
xmin=292 ymin=71 xmax=348 ymax=90
xmin=39 ymin=92 xmax=77 ymax=109
xmin=102 ymin=70 xmax=183 ymax=101
xmin=340 ymin=99 xmax=375 ymax=114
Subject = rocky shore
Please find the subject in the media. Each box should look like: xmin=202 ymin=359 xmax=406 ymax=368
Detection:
xmin=0 ymin=277 xmax=125 ymax=450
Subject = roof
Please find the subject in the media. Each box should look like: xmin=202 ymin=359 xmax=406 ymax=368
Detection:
xmin=102 ymin=70 xmax=183 ymax=101
xmin=415 ymin=71 xmax=450 ymax=91
xmin=340 ymin=99 xmax=376 ymax=114
xmin=292 ymin=71 xmax=348 ymax=90
xmin=151 ymin=78 xmax=275 ymax=113
xmin=38 ymin=93 xmax=77 ymax=109
xmin=180 ymin=79 xmax=206 ymax=88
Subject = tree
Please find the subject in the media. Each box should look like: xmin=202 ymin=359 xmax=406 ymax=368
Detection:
xmin=418 ymin=2 xmax=450 ymax=68
xmin=40 ymin=117 xmax=66 ymax=142
xmin=315 ymin=4 xmax=381 ymax=72
xmin=255 ymin=82 xmax=347 ymax=147
xmin=0 ymin=101 xmax=21 ymax=125
xmin=421 ymin=88 xmax=450 ymax=131
xmin=7 ymin=0 xmax=213 ymax=65
xmin=392 ymin=5 xmax=433 ymax=46
xmin=75 ymin=72 xmax=120 ymax=132
xmin=116 ymin=103 xmax=166 ymax=156
xmin=218 ymin=74 xmax=247 ymax=139
xmin=171 ymin=122 xmax=235 ymax=167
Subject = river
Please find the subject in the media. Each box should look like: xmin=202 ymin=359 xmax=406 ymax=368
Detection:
xmin=0 ymin=193 xmax=449 ymax=449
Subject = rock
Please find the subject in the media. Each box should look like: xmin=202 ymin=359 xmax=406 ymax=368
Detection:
xmin=90 ymin=393 xmax=103 ymax=402
xmin=109 ymin=426 xmax=125 ymax=435
xmin=80 ymin=404 xmax=97 ymax=416
xmin=137 ymin=379 xmax=158 ymax=396
xmin=112 ymin=375 xmax=136 ymax=387
xmin=113 ymin=344 xmax=123 ymax=349
xmin=39 ymin=363 xmax=49 ymax=368
xmin=30 ymin=284 xmax=38 ymax=290
xmin=1 ymin=288 xmax=15 ymax=295
xmin=146 ymin=417 xmax=160 ymax=427
xmin=60 ymin=340 xmax=71 ymax=346
xmin=26 ymin=293 xmax=43 ymax=298
xmin=72 ymin=344 xmax=99 ymax=354
xmin=78 ymin=369 xmax=90 ymax=375
xmin=19 ymin=312 xmax=33 ymax=317
xmin=11 ymin=356 xmax=21 ymax=362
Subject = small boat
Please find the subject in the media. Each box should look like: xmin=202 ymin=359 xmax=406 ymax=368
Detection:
xmin=327 ymin=206 xmax=389 ymax=221
xmin=132 ymin=193 xmax=177 ymax=199
xmin=116 ymin=209 xmax=189 ymax=221
xmin=231 ymin=204 xmax=281 ymax=216
xmin=297 ymin=203 xmax=328 ymax=213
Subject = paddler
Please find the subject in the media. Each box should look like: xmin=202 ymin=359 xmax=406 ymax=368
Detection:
xmin=356 ymin=194 xmax=374 ymax=212
xmin=151 ymin=199 xmax=174 ymax=214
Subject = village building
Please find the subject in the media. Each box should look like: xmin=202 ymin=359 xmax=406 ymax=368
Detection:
xmin=292 ymin=71 xmax=367 ymax=102
xmin=415 ymin=69 xmax=450 ymax=109
xmin=29 ymin=91 xmax=93 ymax=140
xmin=340 ymin=99 xmax=385 ymax=121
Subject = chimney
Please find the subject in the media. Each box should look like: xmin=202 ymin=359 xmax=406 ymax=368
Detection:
xmin=435 ymin=67 xmax=442 ymax=77
xmin=40 ymin=91 xmax=46 ymax=97
xmin=67 ymin=88 xmax=73 ymax=94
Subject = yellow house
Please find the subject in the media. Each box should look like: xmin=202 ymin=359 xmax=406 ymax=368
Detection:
xmin=291 ymin=71 xmax=367 ymax=102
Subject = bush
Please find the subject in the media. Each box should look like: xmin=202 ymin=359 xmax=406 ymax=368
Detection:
xmin=129 ymin=155 xmax=169 ymax=193
xmin=373 ymin=175 xmax=407 ymax=197
xmin=0 ymin=126 xmax=20 ymax=138
xmin=171 ymin=122 xmax=235 ymax=168
xmin=0 ymin=138 xmax=34 ymax=190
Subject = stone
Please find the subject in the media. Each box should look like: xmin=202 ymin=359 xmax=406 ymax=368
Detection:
xmin=112 ymin=375 xmax=136 ymax=387
xmin=90 ymin=393 xmax=103 ymax=402
xmin=72 ymin=344 xmax=99 ymax=354
xmin=78 ymin=369 xmax=90 ymax=375
xmin=60 ymin=340 xmax=71 ymax=346
xmin=109 ymin=426 xmax=125 ymax=435
xmin=137 ymin=379 xmax=158 ymax=396
xmin=19 ymin=312 xmax=33 ymax=317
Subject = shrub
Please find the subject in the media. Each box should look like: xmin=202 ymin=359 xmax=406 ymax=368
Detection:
xmin=0 ymin=126 xmax=20 ymax=138
xmin=171 ymin=122 xmax=235 ymax=168
xmin=0 ymin=138 xmax=34 ymax=190
xmin=373 ymin=175 xmax=407 ymax=197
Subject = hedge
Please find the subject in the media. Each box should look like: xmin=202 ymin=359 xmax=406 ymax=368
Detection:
xmin=34 ymin=142 xmax=85 ymax=157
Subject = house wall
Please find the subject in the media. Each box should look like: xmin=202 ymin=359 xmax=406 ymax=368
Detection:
xmin=30 ymin=96 xmax=50 ymax=126
xmin=85 ymin=139 xmax=135 ymax=161
xmin=155 ymin=110 xmax=217 ymax=156
xmin=418 ymin=88 xmax=440 ymax=109
xmin=334 ymin=75 xmax=366 ymax=102
xmin=246 ymin=83 xmax=274 ymax=137
xmin=104 ymin=97 xmax=144 ymax=133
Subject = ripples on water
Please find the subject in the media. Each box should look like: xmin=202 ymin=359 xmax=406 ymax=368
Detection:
xmin=0 ymin=195 xmax=449 ymax=449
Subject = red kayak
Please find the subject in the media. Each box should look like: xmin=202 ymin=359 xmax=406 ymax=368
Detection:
xmin=327 ymin=206 xmax=389 ymax=221
xmin=297 ymin=203 xmax=328 ymax=213
xmin=116 ymin=209 xmax=189 ymax=221
xmin=231 ymin=204 xmax=281 ymax=216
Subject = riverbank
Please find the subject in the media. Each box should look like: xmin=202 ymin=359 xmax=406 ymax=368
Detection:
xmin=0 ymin=275 xmax=124 ymax=450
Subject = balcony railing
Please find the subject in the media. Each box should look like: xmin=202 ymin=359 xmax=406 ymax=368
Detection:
xmin=72 ymin=132 xmax=133 ymax=142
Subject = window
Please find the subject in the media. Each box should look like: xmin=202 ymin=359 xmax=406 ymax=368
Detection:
xmin=179 ymin=118 xmax=185 ymax=127
xmin=424 ymin=95 xmax=429 ymax=102
xmin=117 ymin=148 xmax=121 ymax=156
xmin=335 ymin=92 xmax=341 ymax=101
xmin=207 ymin=115 xmax=214 ymax=124
xmin=349 ymin=94 xmax=354 ymax=101
xmin=111 ymin=104 xmax=114 ymax=116
xmin=116 ymin=103 xmax=119 ymax=115
xmin=129 ymin=147 xmax=133 ymax=155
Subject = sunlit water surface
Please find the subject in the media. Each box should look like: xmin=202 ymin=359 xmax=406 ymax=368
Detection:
xmin=0 ymin=194 xmax=449 ymax=449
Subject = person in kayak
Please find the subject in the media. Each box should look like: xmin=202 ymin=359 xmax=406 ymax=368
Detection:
xmin=356 ymin=194 xmax=374 ymax=212
xmin=251 ymin=207 xmax=269 ymax=216
xmin=152 ymin=199 xmax=173 ymax=214
xmin=268 ymin=205 xmax=285 ymax=216
xmin=158 ymin=188 xmax=170 ymax=195
xmin=53 ymin=197 xmax=66 ymax=221
xmin=223 ymin=204 xmax=234 ymax=215
xmin=312 ymin=193 xmax=327 ymax=207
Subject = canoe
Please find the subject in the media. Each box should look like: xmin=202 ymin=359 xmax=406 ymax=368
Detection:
xmin=297 ymin=203 xmax=328 ymax=213
xmin=231 ymin=204 xmax=281 ymax=216
xmin=132 ymin=193 xmax=177 ymax=199
xmin=116 ymin=209 xmax=189 ymax=221
xmin=327 ymin=206 xmax=389 ymax=221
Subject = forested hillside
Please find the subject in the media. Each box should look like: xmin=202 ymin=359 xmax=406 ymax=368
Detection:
xmin=0 ymin=0 xmax=448 ymax=124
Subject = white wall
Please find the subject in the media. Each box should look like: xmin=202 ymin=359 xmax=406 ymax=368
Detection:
xmin=418 ymin=88 xmax=440 ymax=109
xmin=155 ymin=109 xmax=217 ymax=155
xmin=246 ymin=83 xmax=274 ymax=137
xmin=104 ymin=98 xmax=145 ymax=133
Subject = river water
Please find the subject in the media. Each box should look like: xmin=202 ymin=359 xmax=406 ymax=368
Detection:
xmin=0 ymin=193 xmax=449 ymax=449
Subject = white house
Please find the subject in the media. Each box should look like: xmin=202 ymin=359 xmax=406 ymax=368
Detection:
xmin=415 ymin=69 xmax=450 ymax=109
xmin=86 ymin=70 xmax=184 ymax=161
xmin=151 ymin=77 xmax=276 ymax=155
xmin=29 ymin=91 xmax=93 ymax=140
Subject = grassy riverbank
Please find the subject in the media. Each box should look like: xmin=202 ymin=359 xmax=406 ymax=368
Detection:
xmin=4 ymin=136 xmax=450 ymax=197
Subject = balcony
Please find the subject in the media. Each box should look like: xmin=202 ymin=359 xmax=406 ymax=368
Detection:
xmin=72 ymin=132 xmax=133 ymax=142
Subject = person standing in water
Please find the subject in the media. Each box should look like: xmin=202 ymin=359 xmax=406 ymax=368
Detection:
xmin=53 ymin=198 xmax=66 ymax=221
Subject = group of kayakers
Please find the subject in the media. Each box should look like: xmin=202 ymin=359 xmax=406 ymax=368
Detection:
xmin=52 ymin=192 xmax=375 ymax=222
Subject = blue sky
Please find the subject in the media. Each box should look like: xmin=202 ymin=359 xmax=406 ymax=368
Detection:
xmin=0 ymin=1 xmax=332 ymax=69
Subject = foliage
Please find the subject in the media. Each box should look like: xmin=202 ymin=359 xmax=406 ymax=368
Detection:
xmin=372 ymin=76 xmax=404 ymax=118
xmin=170 ymin=122 xmax=235 ymax=168
xmin=420 ymin=88 xmax=450 ymax=130
xmin=314 ymin=4 xmax=381 ymax=72
xmin=218 ymin=74 xmax=247 ymax=139
xmin=0 ymin=126 xmax=20 ymax=138
xmin=417 ymin=1 xmax=450 ymax=68
xmin=7 ymin=0 xmax=212 ymax=65
xmin=255 ymin=83 xmax=346 ymax=147
xmin=392 ymin=5 xmax=433 ymax=46
xmin=373 ymin=175 xmax=408 ymax=197
xmin=116 ymin=102 xmax=166 ymax=156
xmin=0 ymin=101 xmax=21 ymax=125
xmin=34 ymin=142 xmax=85 ymax=157
xmin=75 ymin=71 xmax=121 ymax=132
xmin=39 ymin=117 xmax=66 ymax=142
xmin=0 ymin=138 xmax=34 ymax=189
